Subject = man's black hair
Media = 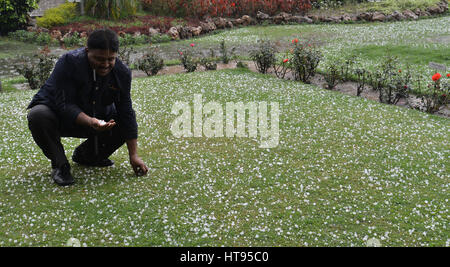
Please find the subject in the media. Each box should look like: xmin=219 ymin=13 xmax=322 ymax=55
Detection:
xmin=87 ymin=28 xmax=119 ymax=52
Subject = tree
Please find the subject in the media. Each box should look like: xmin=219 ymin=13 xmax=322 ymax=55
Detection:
xmin=84 ymin=0 xmax=138 ymax=20
xmin=0 ymin=0 xmax=38 ymax=35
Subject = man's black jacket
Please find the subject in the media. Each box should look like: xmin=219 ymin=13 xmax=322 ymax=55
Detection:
xmin=28 ymin=48 xmax=138 ymax=140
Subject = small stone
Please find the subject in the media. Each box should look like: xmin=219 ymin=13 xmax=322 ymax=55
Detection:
xmin=241 ymin=15 xmax=253 ymax=25
xmin=213 ymin=17 xmax=228 ymax=29
xmin=148 ymin=27 xmax=160 ymax=37
xmin=403 ymin=9 xmax=419 ymax=20
xmin=256 ymin=11 xmax=270 ymax=20
xmin=191 ymin=26 xmax=202 ymax=36
xmin=372 ymin=12 xmax=386 ymax=22
xmin=167 ymin=27 xmax=179 ymax=40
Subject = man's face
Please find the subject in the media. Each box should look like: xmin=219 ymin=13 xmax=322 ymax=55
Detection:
xmin=86 ymin=48 xmax=118 ymax=77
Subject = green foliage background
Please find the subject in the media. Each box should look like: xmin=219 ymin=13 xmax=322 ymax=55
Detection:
xmin=36 ymin=2 xmax=78 ymax=29
xmin=0 ymin=0 xmax=38 ymax=35
xmin=84 ymin=0 xmax=138 ymax=20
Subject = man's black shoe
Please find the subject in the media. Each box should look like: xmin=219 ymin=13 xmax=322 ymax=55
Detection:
xmin=72 ymin=151 xmax=114 ymax=167
xmin=52 ymin=163 xmax=75 ymax=186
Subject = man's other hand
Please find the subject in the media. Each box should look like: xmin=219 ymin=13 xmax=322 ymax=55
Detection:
xmin=130 ymin=155 xmax=148 ymax=176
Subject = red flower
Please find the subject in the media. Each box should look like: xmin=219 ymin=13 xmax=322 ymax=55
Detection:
xmin=292 ymin=38 xmax=299 ymax=44
xmin=231 ymin=2 xmax=235 ymax=7
xmin=398 ymin=69 xmax=402 ymax=73
xmin=190 ymin=43 xmax=195 ymax=47
xmin=283 ymin=58 xmax=289 ymax=63
xmin=432 ymin=73 xmax=442 ymax=81
xmin=447 ymin=73 xmax=450 ymax=78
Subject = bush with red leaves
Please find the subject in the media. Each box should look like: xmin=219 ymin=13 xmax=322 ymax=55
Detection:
xmin=141 ymin=0 xmax=312 ymax=18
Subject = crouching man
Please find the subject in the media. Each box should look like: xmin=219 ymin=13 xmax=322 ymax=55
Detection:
xmin=27 ymin=28 xmax=148 ymax=186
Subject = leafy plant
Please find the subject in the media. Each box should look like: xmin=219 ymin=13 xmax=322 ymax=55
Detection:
xmin=36 ymin=2 xmax=78 ymax=29
xmin=273 ymin=55 xmax=291 ymax=79
xmin=418 ymin=73 xmax=449 ymax=113
xmin=118 ymin=46 xmax=136 ymax=68
xmin=236 ymin=61 xmax=249 ymax=69
xmin=339 ymin=54 xmax=357 ymax=81
xmin=354 ymin=68 xmax=369 ymax=97
xmin=15 ymin=47 xmax=57 ymax=90
xmin=323 ymin=62 xmax=341 ymax=90
xmin=250 ymin=39 xmax=276 ymax=74
xmin=290 ymin=41 xmax=322 ymax=83
xmin=220 ymin=40 xmax=236 ymax=64
xmin=85 ymin=0 xmax=138 ymax=20
xmin=179 ymin=44 xmax=198 ymax=73
xmin=36 ymin=32 xmax=53 ymax=46
xmin=199 ymin=49 xmax=218 ymax=71
xmin=63 ymin=32 xmax=85 ymax=48
xmin=7 ymin=30 xmax=37 ymax=43
xmin=371 ymin=55 xmax=410 ymax=105
xmin=0 ymin=0 xmax=38 ymax=35
xmin=136 ymin=48 xmax=165 ymax=76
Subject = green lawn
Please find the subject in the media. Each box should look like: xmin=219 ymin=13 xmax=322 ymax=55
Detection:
xmin=0 ymin=69 xmax=448 ymax=246
xmin=311 ymin=0 xmax=442 ymax=15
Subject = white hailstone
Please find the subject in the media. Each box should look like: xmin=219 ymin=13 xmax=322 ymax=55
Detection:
xmin=366 ymin=238 xmax=381 ymax=247
xmin=66 ymin=238 xmax=81 ymax=247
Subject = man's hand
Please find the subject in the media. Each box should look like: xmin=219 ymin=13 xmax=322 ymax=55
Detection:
xmin=90 ymin=118 xmax=116 ymax=132
xmin=130 ymin=154 xmax=148 ymax=176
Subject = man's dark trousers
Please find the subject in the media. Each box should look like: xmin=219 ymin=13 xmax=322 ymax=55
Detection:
xmin=27 ymin=104 xmax=126 ymax=169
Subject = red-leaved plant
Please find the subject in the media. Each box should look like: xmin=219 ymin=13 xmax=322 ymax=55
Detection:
xmin=141 ymin=0 xmax=312 ymax=18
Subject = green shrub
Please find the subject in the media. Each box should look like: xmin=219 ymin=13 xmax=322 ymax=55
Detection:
xmin=85 ymin=0 xmax=138 ymax=20
xmin=136 ymin=48 xmax=165 ymax=76
xmin=418 ymin=73 xmax=449 ymax=113
xmin=36 ymin=32 xmax=53 ymax=46
xmin=62 ymin=32 xmax=85 ymax=47
xmin=290 ymin=41 xmax=322 ymax=83
xmin=323 ymin=62 xmax=341 ymax=90
xmin=15 ymin=48 xmax=57 ymax=90
xmin=0 ymin=0 xmax=38 ymax=35
xmin=150 ymin=34 xmax=171 ymax=44
xmin=119 ymin=34 xmax=150 ymax=46
xmin=179 ymin=46 xmax=198 ymax=73
xmin=36 ymin=2 xmax=78 ymax=29
xmin=118 ymin=46 xmax=136 ymax=68
xmin=250 ymin=40 xmax=276 ymax=74
xmin=199 ymin=49 xmax=218 ymax=71
xmin=8 ymin=30 xmax=37 ymax=43
xmin=220 ymin=40 xmax=236 ymax=64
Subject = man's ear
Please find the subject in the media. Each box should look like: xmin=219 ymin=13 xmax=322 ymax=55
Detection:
xmin=85 ymin=47 xmax=89 ymax=54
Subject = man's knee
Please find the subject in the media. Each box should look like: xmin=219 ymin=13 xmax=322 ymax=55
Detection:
xmin=27 ymin=105 xmax=58 ymax=129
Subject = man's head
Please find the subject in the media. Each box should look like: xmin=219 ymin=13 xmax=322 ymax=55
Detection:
xmin=86 ymin=29 xmax=119 ymax=77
